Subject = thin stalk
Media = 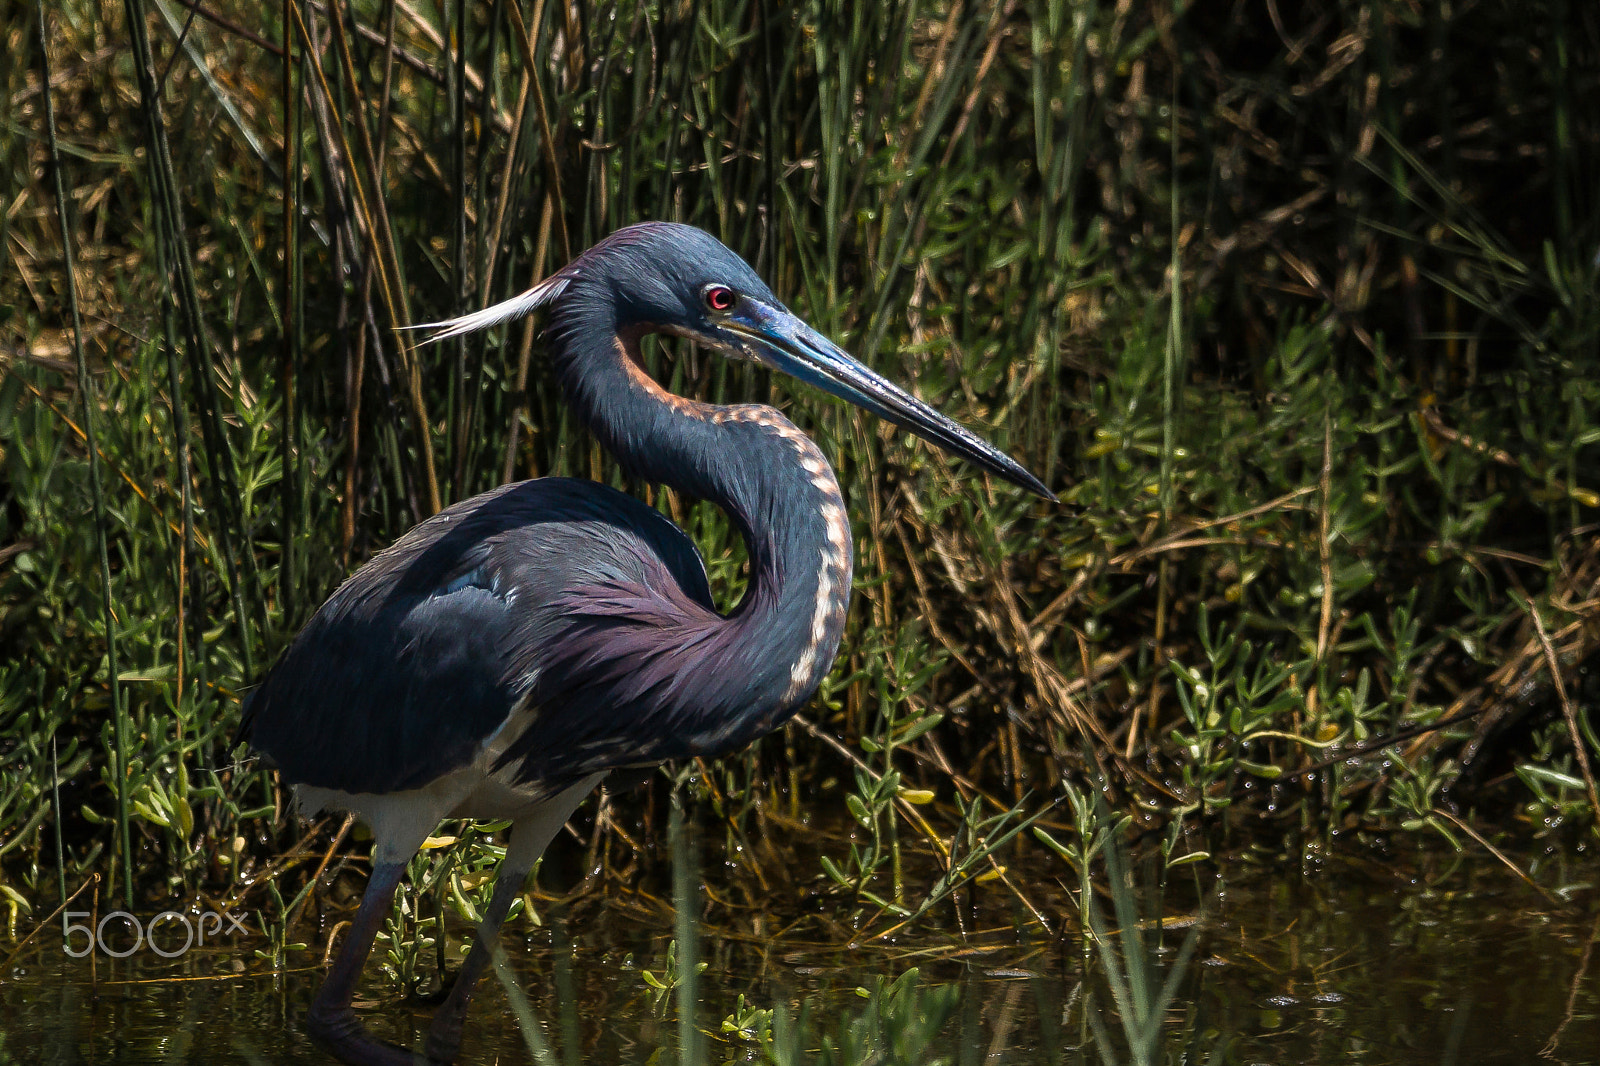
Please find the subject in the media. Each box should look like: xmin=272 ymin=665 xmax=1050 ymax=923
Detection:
xmin=52 ymin=735 xmax=66 ymax=919
xmin=280 ymin=0 xmax=299 ymax=618
xmin=1146 ymin=69 xmax=1185 ymax=756
xmin=654 ymin=0 xmax=702 ymax=223
xmin=450 ymin=0 xmax=468 ymax=499
xmin=502 ymin=195 xmax=554 ymax=484
xmin=505 ymin=0 xmax=570 ymax=259
xmin=490 ymin=939 xmax=561 ymax=1066
xmin=317 ymin=0 xmax=437 ymax=515
xmin=1160 ymin=75 xmax=1182 ymax=529
xmin=670 ymin=803 xmax=703 ymax=1066
xmin=123 ymin=0 xmax=258 ymax=680
xmin=461 ymin=0 xmax=506 ymax=496
xmin=34 ymin=0 xmax=134 ymax=908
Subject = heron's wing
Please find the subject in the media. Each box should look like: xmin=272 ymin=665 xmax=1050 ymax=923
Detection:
xmin=240 ymin=478 xmax=713 ymax=794
xmin=490 ymin=563 xmax=815 ymax=785
xmin=485 ymin=574 xmax=735 ymax=780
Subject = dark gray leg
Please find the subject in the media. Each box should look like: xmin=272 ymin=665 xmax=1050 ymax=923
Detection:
xmin=421 ymin=853 xmax=533 ymax=1063
xmin=306 ymin=859 xmax=424 ymax=1066
xmin=422 ymin=774 xmax=603 ymax=1063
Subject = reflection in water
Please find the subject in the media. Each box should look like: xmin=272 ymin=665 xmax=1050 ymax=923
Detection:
xmin=3 ymin=849 xmax=1596 ymax=1064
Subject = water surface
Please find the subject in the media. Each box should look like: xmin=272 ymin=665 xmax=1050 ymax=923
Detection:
xmin=3 ymin=844 xmax=1595 ymax=1064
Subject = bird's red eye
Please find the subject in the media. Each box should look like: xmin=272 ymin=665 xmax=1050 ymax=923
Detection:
xmin=704 ymin=285 xmax=736 ymax=312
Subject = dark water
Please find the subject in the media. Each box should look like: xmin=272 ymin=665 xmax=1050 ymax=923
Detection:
xmin=2 ymin=846 xmax=1596 ymax=1065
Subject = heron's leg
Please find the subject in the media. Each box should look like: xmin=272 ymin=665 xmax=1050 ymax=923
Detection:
xmin=420 ymin=847 xmax=533 ymax=1063
xmin=305 ymin=857 xmax=416 ymax=1064
xmin=423 ymin=774 xmax=604 ymax=1064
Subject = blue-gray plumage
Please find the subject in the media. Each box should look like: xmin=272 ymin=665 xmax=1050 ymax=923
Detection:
xmin=245 ymin=479 xmax=717 ymax=794
xmin=239 ymin=222 xmax=1051 ymax=1066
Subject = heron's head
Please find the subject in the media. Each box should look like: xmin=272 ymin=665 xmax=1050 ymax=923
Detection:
xmin=416 ymin=222 xmax=1053 ymax=500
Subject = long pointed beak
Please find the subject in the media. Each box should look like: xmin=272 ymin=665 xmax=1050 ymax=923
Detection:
xmin=725 ymin=303 xmax=1055 ymax=501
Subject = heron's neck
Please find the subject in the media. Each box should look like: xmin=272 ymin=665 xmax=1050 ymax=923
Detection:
xmin=550 ymin=317 xmax=854 ymax=722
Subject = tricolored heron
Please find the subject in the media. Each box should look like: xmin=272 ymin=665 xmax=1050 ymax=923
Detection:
xmin=240 ymin=222 xmax=1052 ymax=1065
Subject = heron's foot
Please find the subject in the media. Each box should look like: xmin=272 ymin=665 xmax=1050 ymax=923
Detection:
xmin=307 ymin=1001 xmax=439 ymax=1066
xmin=423 ymin=1012 xmax=464 ymax=1064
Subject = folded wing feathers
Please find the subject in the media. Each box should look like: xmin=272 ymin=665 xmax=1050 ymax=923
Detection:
xmin=404 ymin=274 xmax=572 ymax=344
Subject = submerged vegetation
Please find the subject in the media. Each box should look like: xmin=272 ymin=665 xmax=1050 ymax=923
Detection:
xmin=2 ymin=0 xmax=1598 ymax=1055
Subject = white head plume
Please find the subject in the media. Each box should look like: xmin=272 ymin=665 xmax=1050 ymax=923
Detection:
xmin=402 ymin=273 xmax=572 ymax=344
